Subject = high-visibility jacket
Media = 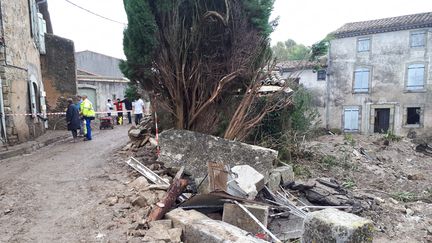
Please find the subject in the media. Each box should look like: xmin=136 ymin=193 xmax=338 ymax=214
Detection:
xmin=80 ymin=98 xmax=95 ymax=118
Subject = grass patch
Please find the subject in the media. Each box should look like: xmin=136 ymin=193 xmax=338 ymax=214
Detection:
xmin=320 ymin=155 xmax=338 ymax=168
xmin=293 ymin=164 xmax=312 ymax=178
xmin=391 ymin=191 xmax=417 ymax=202
xmin=342 ymin=178 xmax=356 ymax=189
xmin=344 ymin=133 xmax=356 ymax=146
xmin=384 ymin=130 xmax=402 ymax=142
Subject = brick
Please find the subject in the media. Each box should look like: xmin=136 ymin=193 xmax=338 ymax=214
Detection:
xmin=222 ymin=203 xmax=269 ymax=235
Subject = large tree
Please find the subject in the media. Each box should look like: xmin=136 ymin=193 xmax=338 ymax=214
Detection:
xmin=271 ymin=39 xmax=311 ymax=61
xmin=121 ymin=0 xmax=289 ymax=140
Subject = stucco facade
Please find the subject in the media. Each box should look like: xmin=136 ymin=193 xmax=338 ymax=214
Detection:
xmin=0 ymin=0 xmax=48 ymax=144
xmin=327 ymin=17 xmax=432 ymax=136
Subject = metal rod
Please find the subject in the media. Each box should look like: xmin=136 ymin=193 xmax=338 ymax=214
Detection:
xmin=233 ymin=201 xmax=282 ymax=243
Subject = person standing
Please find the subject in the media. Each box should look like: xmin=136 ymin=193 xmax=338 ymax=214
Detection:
xmin=121 ymin=97 xmax=132 ymax=124
xmin=75 ymin=95 xmax=84 ymax=136
xmin=114 ymin=98 xmax=123 ymax=125
xmin=80 ymin=95 xmax=95 ymax=141
xmin=66 ymin=98 xmax=81 ymax=142
xmin=133 ymin=96 xmax=145 ymax=125
xmin=106 ymin=99 xmax=113 ymax=117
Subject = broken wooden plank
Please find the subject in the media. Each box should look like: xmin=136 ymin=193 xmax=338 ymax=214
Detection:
xmin=207 ymin=162 xmax=228 ymax=192
xmin=148 ymin=166 xmax=187 ymax=221
xmin=126 ymin=157 xmax=170 ymax=186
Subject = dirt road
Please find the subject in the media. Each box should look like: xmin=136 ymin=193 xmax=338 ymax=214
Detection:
xmin=0 ymin=125 xmax=132 ymax=242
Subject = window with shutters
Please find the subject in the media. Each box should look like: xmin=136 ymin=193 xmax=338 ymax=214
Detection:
xmin=317 ymin=70 xmax=326 ymax=81
xmin=353 ymin=67 xmax=370 ymax=93
xmin=344 ymin=107 xmax=360 ymax=132
xmin=406 ymin=63 xmax=425 ymax=91
xmin=357 ymin=37 xmax=370 ymax=52
xmin=410 ymin=31 xmax=426 ymax=48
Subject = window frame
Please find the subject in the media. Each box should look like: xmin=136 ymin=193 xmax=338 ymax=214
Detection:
xmin=317 ymin=70 xmax=326 ymax=81
xmin=410 ymin=30 xmax=426 ymax=48
xmin=357 ymin=37 xmax=371 ymax=53
xmin=403 ymin=104 xmax=424 ymax=128
xmin=343 ymin=106 xmax=361 ymax=133
xmin=405 ymin=62 xmax=427 ymax=92
xmin=353 ymin=66 xmax=371 ymax=93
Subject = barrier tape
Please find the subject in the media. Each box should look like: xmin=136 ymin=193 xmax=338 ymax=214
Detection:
xmin=2 ymin=110 xmax=137 ymax=117
xmin=154 ymin=110 xmax=160 ymax=157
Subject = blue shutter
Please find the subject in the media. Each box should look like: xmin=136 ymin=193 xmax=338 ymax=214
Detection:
xmin=344 ymin=108 xmax=359 ymax=131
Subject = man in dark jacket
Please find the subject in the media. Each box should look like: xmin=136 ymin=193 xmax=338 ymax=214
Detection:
xmin=66 ymin=98 xmax=81 ymax=142
xmin=121 ymin=98 xmax=133 ymax=124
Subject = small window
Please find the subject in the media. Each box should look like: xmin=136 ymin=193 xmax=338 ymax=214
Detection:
xmin=357 ymin=37 xmax=370 ymax=52
xmin=354 ymin=68 xmax=370 ymax=93
xmin=407 ymin=64 xmax=425 ymax=90
xmin=407 ymin=107 xmax=421 ymax=125
xmin=344 ymin=108 xmax=360 ymax=132
xmin=317 ymin=70 xmax=326 ymax=81
xmin=411 ymin=31 xmax=426 ymax=48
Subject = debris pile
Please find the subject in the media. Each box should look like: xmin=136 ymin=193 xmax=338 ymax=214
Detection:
xmin=116 ymin=129 xmax=375 ymax=242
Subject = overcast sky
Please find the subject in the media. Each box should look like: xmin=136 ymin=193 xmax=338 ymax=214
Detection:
xmin=48 ymin=0 xmax=432 ymax=59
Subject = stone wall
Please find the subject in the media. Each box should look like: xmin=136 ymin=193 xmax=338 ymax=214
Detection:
xmin=0 ymin=0 xmax=46 ymax=144
xmin=328 ymin=28 xmax=432 ymax=136
xmin=41 ymin=34 xmax=77 ymax=115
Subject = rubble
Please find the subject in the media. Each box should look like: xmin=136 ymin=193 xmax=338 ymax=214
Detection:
xmin=302 ymin=208 xmax=374 ymax=243
xmin=166 ymin=208 xmax=268 ymax=243
xmin=222 ymin=203 xmax=269 ymax=235
xmin=157 ymin=129 xmax=278 ymax=178
xmin=231 ymin=165 xmax=265 ymax=199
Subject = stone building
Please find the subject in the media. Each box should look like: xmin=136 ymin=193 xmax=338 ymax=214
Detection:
xmin=276 ymin=61 xmax=327 ymax=121
xmin=75 ymin=50 xmax=129 ymax=113
xmin=326 ymin=12 xmax=432 ymax=136
xmin=0 ymin=0 xmax=49 ymax=144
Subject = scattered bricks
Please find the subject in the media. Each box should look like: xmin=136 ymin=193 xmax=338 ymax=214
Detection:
xmin=166 ymin=208 xmax=268 ymax=243
xmin=168 ymin=228 xmax=183 ymax=243
xmin=128 ymin=129 xmax=143 ymax=139
xmin=222 ymin=203 xmax=269 ymax=235
xmin=231 ymin=165 xmax=265 ymax=199
xmin=302 ymin=208 xmax=374 ymax=243
xmin=128 ymin=176 xmax=150 ymax=190
xmin=272 ymin=165 xmax=294 ymax=184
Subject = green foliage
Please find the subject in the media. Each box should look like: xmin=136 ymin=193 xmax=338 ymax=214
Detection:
xmin=253 ymin=86 xmax=320 ymax=162
xmin=320 ymin=155 xmax=338 ymax=168
xmin=384 ymin=130 xmax=402 ymax=142
xmin=243 ymin=0 xmax=275 ymax=37
xmin=271 ymin=39 xmax=311 ymax=61
xmin=342 ymin=178 xmax=356 ymax=189
xmin=293 ymin=164 xmax=312 ymax=178
xmin=391 ymin=191 xmax=417 ymax=202
xmin=310 ymin=34 xmax=334 ymax=61
xmin=121 ymin=0 xmax=157 ymax=83
xmin=344 ymin=133 xmax=356 ymax=146
xmin=124 ymin=83 xmax=139 ymax=101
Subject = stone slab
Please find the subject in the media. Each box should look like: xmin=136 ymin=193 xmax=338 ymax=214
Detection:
xmin=166 ymin=208 xmax=268 ymax=243
xmin=222 ymin=203 xmax=269 ymax=235
xmin=302 ymin=208 xmax=374 ymax=243
xmin=158 ymin=130 xmax=278 ymax=178
xmin=231 ymin=165 xmax=265 ymax=199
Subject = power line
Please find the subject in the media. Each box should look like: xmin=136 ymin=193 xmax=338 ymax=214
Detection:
xmin=64 ymin=0 xmax=127 ymax=26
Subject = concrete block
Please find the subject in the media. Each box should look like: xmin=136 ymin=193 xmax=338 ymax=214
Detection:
xmin=222 ymin=203 xmax=269 ymax=235
xmin=272 ymin=165 xmax=294 ymax=183
xmin=166 ymin=208 xmax=268 ymax=243
xmin=267 ymin=171 xmax=281 ymax=192
xmin=268 ymin=215 xmax=304 ymax=240
xmin=302 ymin=208 xmax=374 ymax=243
xmin=158 ymin=130 xmax=278 ymax=178
xmin=231 ymin=165 xmax=265 ymax=199
xmin=149 ymin=219 xmax=172 ymax=230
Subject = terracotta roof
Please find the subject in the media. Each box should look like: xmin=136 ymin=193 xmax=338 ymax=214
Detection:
xmin=333 ymin=12 xmax=432 ymax=38
xmin=275 ymin=60 xmax=317 ymax=71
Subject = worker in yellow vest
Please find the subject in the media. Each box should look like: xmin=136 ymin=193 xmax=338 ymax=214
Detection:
xmin=80 ymin=95 xmax=96 ymax=141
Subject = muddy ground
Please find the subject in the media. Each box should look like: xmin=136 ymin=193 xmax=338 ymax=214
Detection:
xmin=294 ymin=133 xmax=432 ymax=243
xmin=0 ymin=125 xmax=139 ymax=242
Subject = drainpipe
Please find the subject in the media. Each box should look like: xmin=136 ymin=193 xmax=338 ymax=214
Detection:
xmin=325 ymin=41 xmax=332 ymax=130
xmin=0 ymin=1 xmax=6 ymax=143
